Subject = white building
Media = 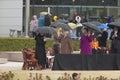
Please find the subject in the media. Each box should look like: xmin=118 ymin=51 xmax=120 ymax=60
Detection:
xmin=0 ymin=0 xmax=23 ymax=37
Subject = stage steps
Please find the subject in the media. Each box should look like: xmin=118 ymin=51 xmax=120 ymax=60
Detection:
xmin=0 ymin=51 xmax=23 ymax=62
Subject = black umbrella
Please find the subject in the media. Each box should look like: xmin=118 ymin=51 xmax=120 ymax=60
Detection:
xmin=50 ymin=21 xmax=62 ymax=27
xmin=89 ymin=16 xmax=100 ymax=19
xmin=51 ymin=22 xmax=71 ymax=31
xmin=35 ymin=27 xmax=56 ymax=35
xmin=53 ymin=19 xmax=69 ymax=24
xmin=90 ymin=22 xmax=102 ymax=26
xmin=56 ymin=19 xmax=69 ymax=23
xmin=108 ymin=22 xmax=120 ymax=28
xmin=60 ymin=14 xmax=69 ymax=20
xmin=82 ymin=22 xmax=102 ymax=32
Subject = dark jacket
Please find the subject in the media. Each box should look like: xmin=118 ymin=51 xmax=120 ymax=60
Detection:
xmin=35 ymin=34 xmax=46 ymax=65
xmin=110 ymin=30 xmax=120 ymax=53
xmin=98 ymin=31 xmax=108 ymax=47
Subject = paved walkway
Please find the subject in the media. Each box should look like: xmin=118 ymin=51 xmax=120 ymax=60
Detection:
xmin=0 ymin=51 xmax=80 ymax=70
xmin=0 ymin=62 xmax=23 ymax=70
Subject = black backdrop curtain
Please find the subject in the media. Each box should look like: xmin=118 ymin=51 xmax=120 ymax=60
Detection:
xmin=52 ymin=54 xmax=120 ymax=70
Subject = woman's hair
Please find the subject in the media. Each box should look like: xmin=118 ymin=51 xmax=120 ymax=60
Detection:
xmin=83 ymin=28 xmax=89 ymax=33
xmin=72 ymin=73 xmax=78 ymax=80
xmin=93 ymin=36 xmax=98 ymax=41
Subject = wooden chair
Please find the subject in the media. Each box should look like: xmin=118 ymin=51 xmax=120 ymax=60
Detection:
xmin=22 ymin=48 xmax=39 ymax=70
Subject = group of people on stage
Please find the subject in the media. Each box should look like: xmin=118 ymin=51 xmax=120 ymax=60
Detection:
xmin=80 ymin=27 xmax=120 ymax=54
xmin=53 ymin=29 xmax=73 ymax=54
xmin=34 ymin=30 xmax=73 ymax=69
xmin=53 ymin=25 xmax=120 ymax=55
xmin=34 ymin=26 xmax=120 ymax=69
xmin=80 ymin=27 xmax=108 ymax=54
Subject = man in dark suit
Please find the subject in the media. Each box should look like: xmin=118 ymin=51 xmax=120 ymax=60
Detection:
xmin=110 ymin=27 xmax=120 ymax=54
xmin=98 ymin=29 xmax=108 ymax=47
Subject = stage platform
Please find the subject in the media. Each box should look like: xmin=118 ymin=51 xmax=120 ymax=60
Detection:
xmin=0 ymin=71 xmax=120 ymax=80
xmin=53 ymin=54 xmax=120 ymax=70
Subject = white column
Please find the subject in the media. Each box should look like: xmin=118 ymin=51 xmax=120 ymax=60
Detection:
xmin=25 ymin=0 xmax=30 ymax=37
xmin=107 ymin=7 xmax=109 ymax=16
xmin=48 ymin=7 xmax=50 ymax=14
xmin=118 ymin=0 xmax=120 ymax=6
xmin=96 ymin=9 xmax=99 ymax=17
xmin=118 ymin=0 xmax=120 ymax=21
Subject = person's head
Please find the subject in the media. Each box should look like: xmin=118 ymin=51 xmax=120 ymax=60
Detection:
xmin=111 ymin=15 xmax=114 ymax=18
xmin=72 ymin=73 xmax=80 ymax=80
xmin=40 ymin=33 xmax=44 ymax=36
xmin=36 ymin=33 xmax=44 ymax=39
xmin=93 ymin=37 xmax=97 ymax=42
xmin=53 ymin=16 xmax=58 ymax=21
xmin=69 ymin=30 xmax=73 ymax=33
xmin=74 ymin=12 xmax=78 ymax=16
xmin=46 ymin=76 xmax=51 ymax=80
xmin=103 ymin=28 xmax=107 ymax=31
xmin=82 ymin=28 xmax=89 ymax=34
xmin=62 ymin=30 xmax=68 ymax=36
xmin=82 ymin=16 xmax=85 ymax=18
xmin=33 ymin=77 xmax=36 ymax=80
xmin=53 ymin=32 xmax=57 ymax=36
xmin=114 ymin=27 xmax=119 ymax=31
xmin=32 ymin=15 xmax=37 ymax=20
xmin=53 ymin=32 xmax=58 ymax=38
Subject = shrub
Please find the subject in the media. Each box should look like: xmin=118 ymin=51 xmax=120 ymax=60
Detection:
xmin=0 ymin=38 xmax=80 ymax=51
